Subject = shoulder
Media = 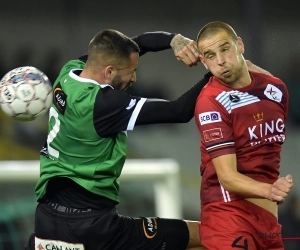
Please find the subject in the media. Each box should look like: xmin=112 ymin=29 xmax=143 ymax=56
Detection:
xmin=195 ymin=78 xmax=227 ymax=113
xmin=251 ymin=71 xmax=288 ymax=96
xmin=198 ymin=76 xmax=227 ymax=100
xmin=61 ymin=59 xmax=85 ymax=72
xmin=56 ymin=59 xmax=86 ymax=84
xmin=251 ymin=71 xmax=286 ymax=87
xmin=95 ymin=87 xmax=142 ymax=110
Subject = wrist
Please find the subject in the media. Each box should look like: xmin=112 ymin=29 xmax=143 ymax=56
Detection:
xmin=262 ymin=183 xmax=272 ymax=200
xmin=170 ymin=34 xmax=182 ymax=49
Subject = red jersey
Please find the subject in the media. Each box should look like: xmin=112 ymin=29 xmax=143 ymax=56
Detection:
xmin=195 ymin=72 xmax=289 ymax=204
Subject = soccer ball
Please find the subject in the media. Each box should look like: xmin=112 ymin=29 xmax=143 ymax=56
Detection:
xmin=0 ymin=66 xmax=53 ymax=121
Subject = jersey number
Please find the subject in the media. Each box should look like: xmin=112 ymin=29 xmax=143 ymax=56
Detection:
xmin=47 ymin=107 xmax=60 ymax=158
xmin=231 ymin=236 xmax=248 ymax=250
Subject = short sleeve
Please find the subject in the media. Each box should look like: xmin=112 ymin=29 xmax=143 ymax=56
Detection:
xmin=93 ymin=87 xmax=146 ymax=137
xmin=195 ymin=95 xmax=236 ymax=159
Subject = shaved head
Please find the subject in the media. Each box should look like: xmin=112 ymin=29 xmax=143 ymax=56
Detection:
xmin=87 ymin=29 xmax=140 ymax=71
xmin=197 ymin=21 xmax=238 ymax=47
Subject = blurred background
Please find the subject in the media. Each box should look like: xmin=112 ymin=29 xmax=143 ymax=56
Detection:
xmin=0 ymin=0 xmax=300 ymax=249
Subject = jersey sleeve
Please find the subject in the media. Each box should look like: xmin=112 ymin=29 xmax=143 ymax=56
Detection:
xmin=195 ymin=95 xmax=236 ymax=159
xmin=94 ymin=73 xmax=212 ymax=137
xmin=77 ymin=31 xmax=175 ymax=61
xmin=131 ymin=31 xmax=175 ymax=56
xmin=93 ymin=87 xmax=147 ymax=137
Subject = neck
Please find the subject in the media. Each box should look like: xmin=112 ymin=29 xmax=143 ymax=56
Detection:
xmin=79 ymin=67 xmax=106 ymax=84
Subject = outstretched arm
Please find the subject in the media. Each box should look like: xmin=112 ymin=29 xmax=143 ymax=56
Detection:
xmin=135 ymin=72 xmax=212 ymax=125
xmin=131 ymin=31 xmax=175 ymax=56
xmin=93 ymin=72 xmax=212 ymax=137
xmin=132 ymin=31 xmax=200 ymax=67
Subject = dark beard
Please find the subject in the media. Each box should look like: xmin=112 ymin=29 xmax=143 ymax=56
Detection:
xmin=110 ymin=74 xmax=123 ymax=90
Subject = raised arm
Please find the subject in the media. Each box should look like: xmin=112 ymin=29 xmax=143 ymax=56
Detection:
xmin=132 ymin=31 xmax=200 ymax=67
xmin=131 ymin=31 xmax=175 ymax=56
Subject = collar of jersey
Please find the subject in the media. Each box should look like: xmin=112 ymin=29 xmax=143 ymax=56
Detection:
xmin=69 ymin=69 xmax=113 ymax=89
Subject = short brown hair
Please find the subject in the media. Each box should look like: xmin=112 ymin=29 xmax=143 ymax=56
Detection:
xmin=87 ymin=29 xmax=140 ymax=69
xmin=196 ymin=21 xmax=238 ymax=45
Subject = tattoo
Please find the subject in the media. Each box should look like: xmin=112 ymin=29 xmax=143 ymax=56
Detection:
xmin=170 ymin=34 xmax=191 ymax=53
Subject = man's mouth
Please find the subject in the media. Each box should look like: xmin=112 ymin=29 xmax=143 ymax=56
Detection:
xmin=222 ymin=69 xmax=231 ymax=77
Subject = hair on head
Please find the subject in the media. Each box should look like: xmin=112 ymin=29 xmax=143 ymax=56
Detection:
xmin=87 ymin=29 xmax=140 ymax=68
xmin=196 ymin=21 xmax=238 ymax=45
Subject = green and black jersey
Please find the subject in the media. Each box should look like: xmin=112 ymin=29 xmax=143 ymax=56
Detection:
xmin=36 ymin=58 xmax=147 ymax=203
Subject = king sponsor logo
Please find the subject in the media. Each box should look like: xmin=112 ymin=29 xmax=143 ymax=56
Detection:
xmin=199 ymin=111 xmax=222 ymax=125
xmin=35 ymin=237 xmax=84 ymax=250
xmin=248 ymin=118 xmax=285 ymax=146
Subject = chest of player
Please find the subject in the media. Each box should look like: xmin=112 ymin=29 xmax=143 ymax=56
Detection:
xmin=225 ymin=92 xmax=286 ymax=147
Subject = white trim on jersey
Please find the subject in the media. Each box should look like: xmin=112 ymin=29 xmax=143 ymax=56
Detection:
xmin=219 ymin=180 xmax=231 ymax=202
xmin=69 ymin=69 xmax=112 ymax=88
xmin=127 ymin=98 xmax=147 ymax=131
xmin=216 ymin=90 xmax=260 ymax=114
xmin=206 ymin=141 xmax=235 ymax=151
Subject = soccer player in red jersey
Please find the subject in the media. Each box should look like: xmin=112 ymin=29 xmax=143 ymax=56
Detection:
xmin=194 ymin=21 xmax=293 ymax=250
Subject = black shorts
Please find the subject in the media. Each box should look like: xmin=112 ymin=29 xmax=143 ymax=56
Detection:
xmin=25 ymin=202 xmax=189 ymax=250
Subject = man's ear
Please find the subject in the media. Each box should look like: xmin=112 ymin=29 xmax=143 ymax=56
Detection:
xmin=237 ymin=37 xmax=245 ymax=54
xmin=200 ymin=56 xmax=208 ymax=70
xmin=104 ymin=66 xmax=115 ymax=79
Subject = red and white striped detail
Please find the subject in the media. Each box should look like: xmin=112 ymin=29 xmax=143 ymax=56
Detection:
xmin=219 ymin=181 xmax=231 ymax=202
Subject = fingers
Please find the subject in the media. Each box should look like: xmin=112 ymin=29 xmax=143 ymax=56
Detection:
xmin=270 ymin=176 xmax=293 ymax=202
xmin=273 ymin=178 xmax=293 ymax=192
xmin=170 ymin=34 xmax=201 ymax=67
xmin=175 ymin=41 xmax=200 ymax=66
xmin=285 ymin=174 xmax=293 ymax=183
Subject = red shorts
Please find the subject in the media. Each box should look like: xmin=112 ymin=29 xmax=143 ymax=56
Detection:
xmin=200 ymin=200 xmax=284 ymax=250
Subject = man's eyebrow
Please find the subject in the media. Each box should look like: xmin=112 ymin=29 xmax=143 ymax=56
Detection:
xmin=203 ymin=41 xmax=231 ymax=56
xmin=219 ymin=41 xmax=231 ymax=48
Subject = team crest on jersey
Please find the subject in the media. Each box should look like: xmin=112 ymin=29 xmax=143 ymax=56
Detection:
xmin=53 ymin=83 xmax=67 ymax=114
xmin=229 ymin=94 xmax=240 ymax=103
xmin=264 ymin=84 xmax=282 ymax=103
xmin=199 ymin=111 xmax=222 ymax=125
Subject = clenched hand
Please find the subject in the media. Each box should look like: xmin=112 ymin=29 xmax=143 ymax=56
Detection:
xmin=267 ymin=174 xmax=293 ymax=202
xmin=170 ymin=34 xmax=201 ymax=67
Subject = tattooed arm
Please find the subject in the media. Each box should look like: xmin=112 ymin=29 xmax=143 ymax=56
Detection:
xmin=171 ymin=34 xmax=201 ymax=67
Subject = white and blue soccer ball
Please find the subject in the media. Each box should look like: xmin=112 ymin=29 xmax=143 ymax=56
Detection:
xmin=0 ymin=66 xmax=53 ymax=121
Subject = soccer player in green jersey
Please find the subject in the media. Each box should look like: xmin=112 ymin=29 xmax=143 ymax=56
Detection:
xmin=25 ymin=29 xmax=208 ymax=250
